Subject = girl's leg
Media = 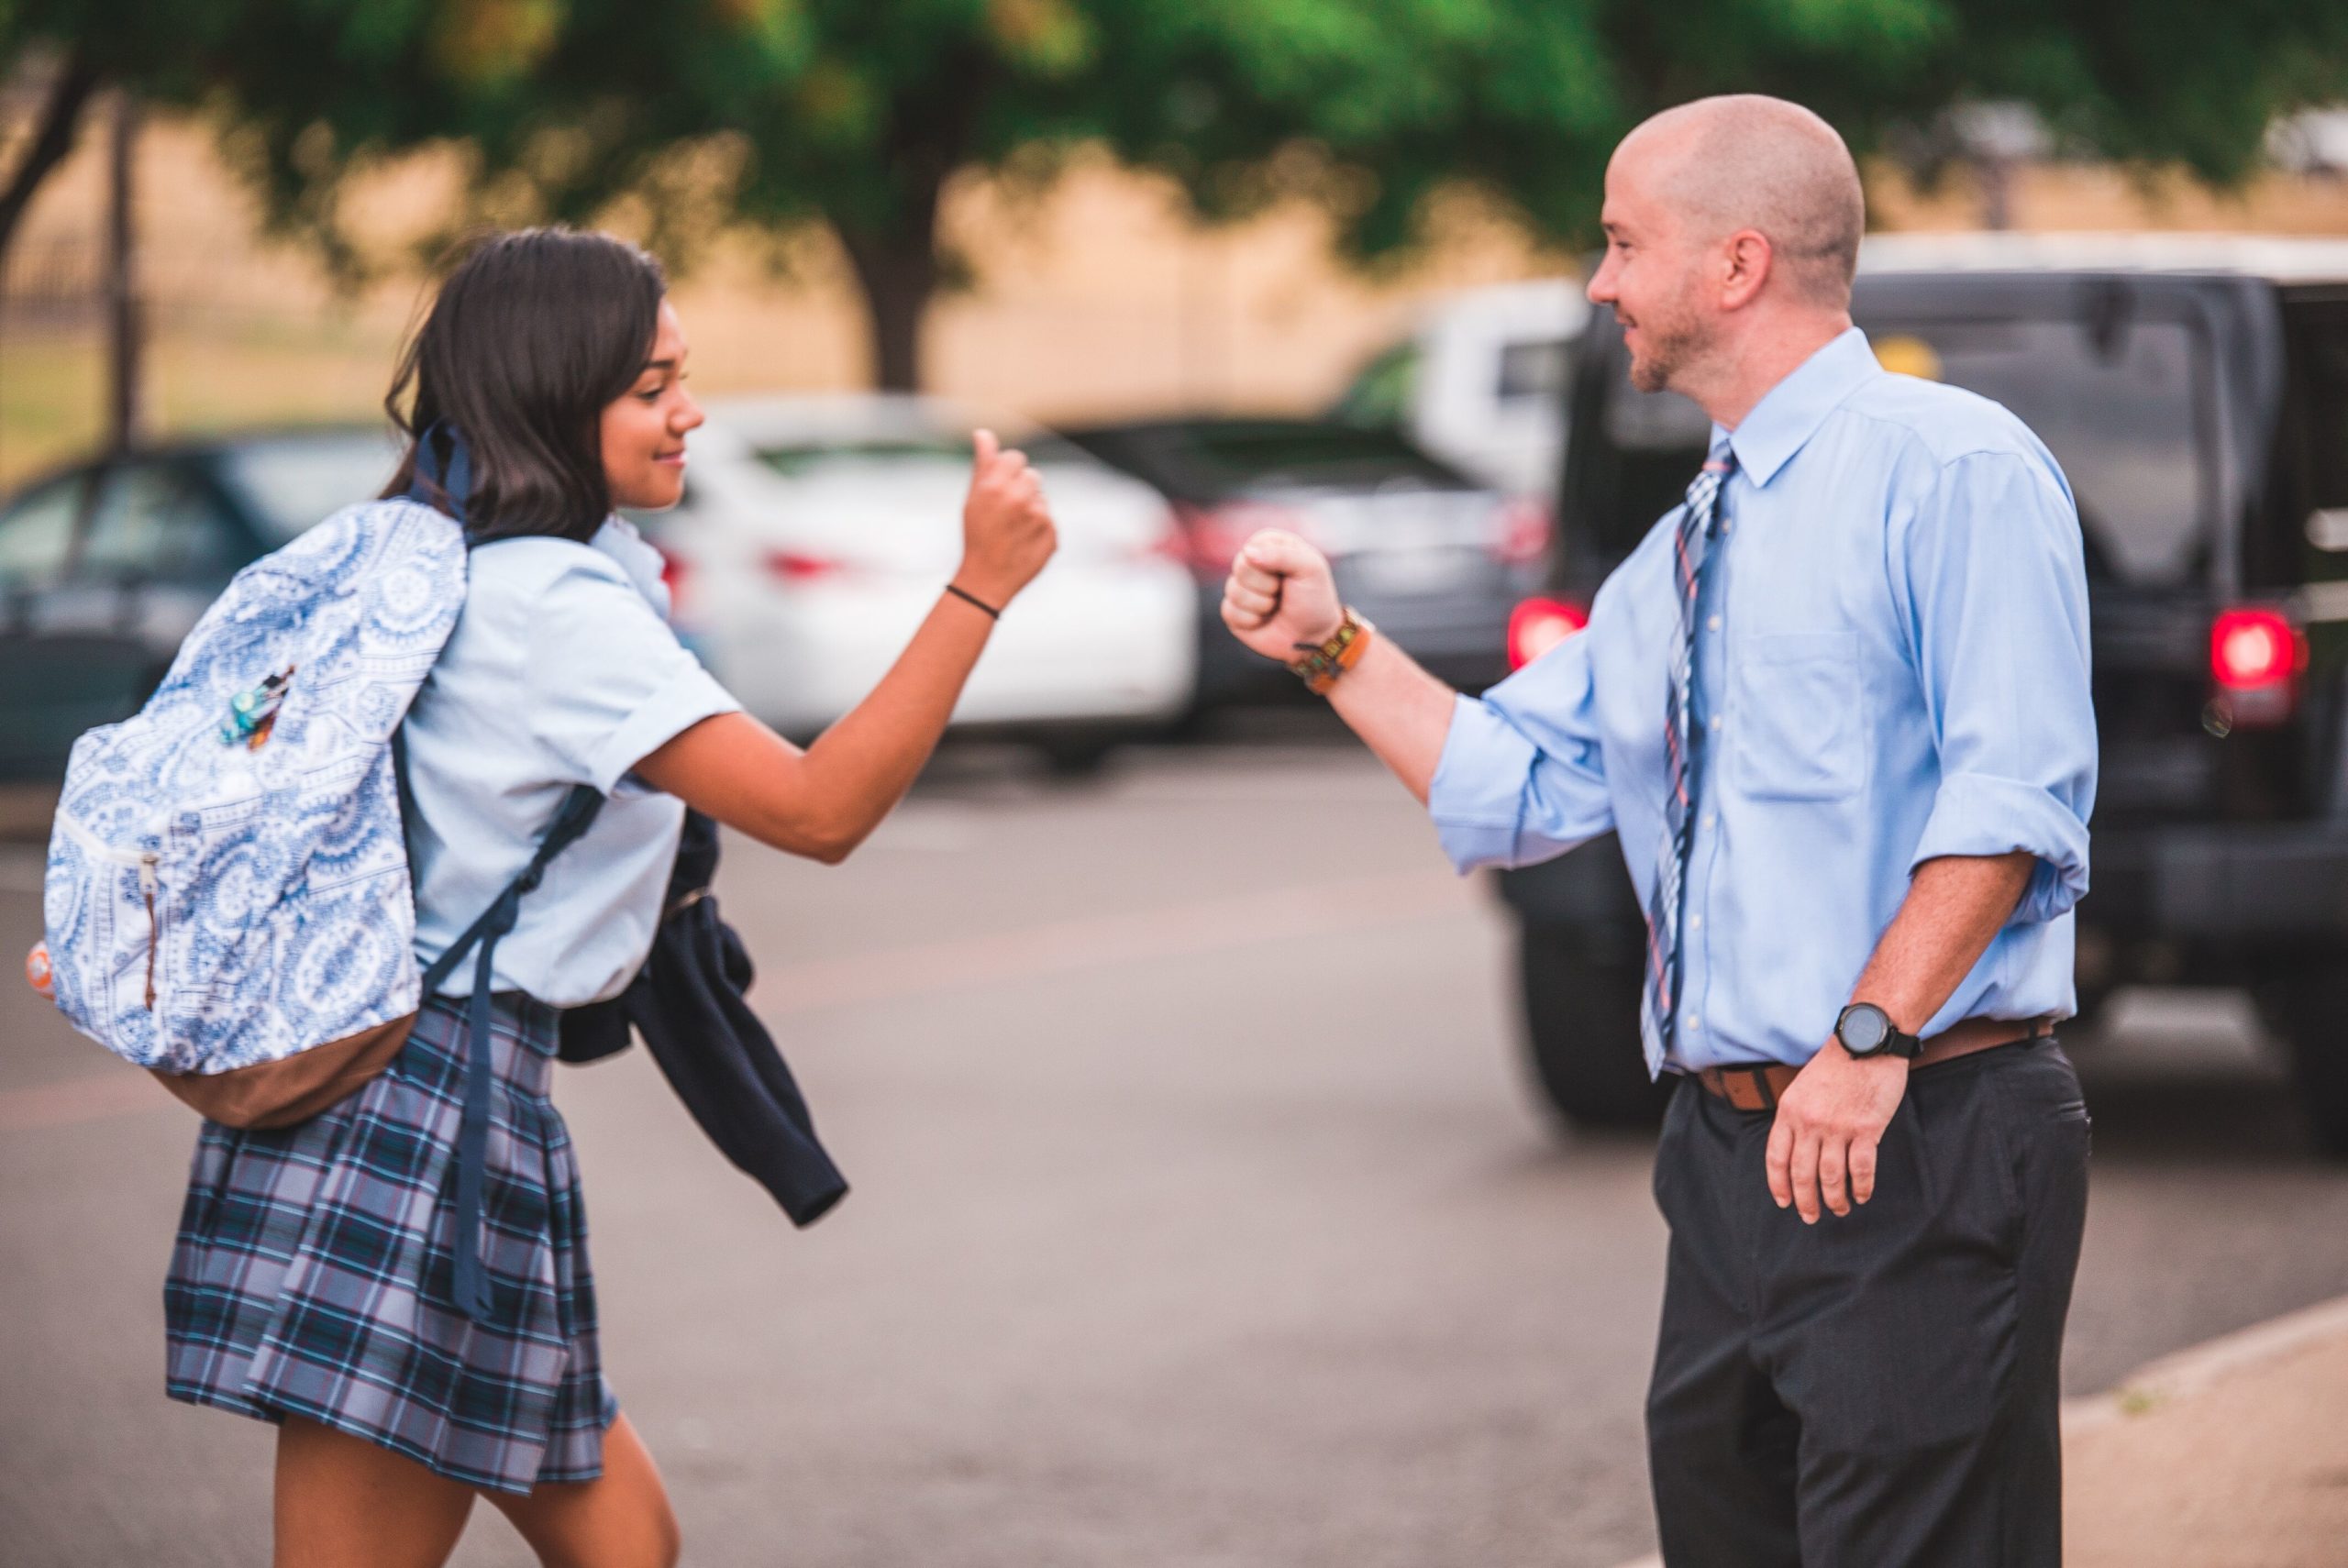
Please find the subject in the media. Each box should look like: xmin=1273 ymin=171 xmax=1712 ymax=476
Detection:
xmin=486 ymin=1414 xmax=681 ymax=1568
xmin=275 ymin=1416 xmax=477 ymax=1568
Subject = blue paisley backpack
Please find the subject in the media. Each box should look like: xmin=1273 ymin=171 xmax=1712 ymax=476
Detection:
xmin=39 ymin=436 xmax=600 ymax=1320
xmin=46 ymin=492 xmax=461 ymax=1110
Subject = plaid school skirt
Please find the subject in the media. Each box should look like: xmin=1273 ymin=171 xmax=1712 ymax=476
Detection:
xmin=163 ymin=992 xmax=615 ymax=1496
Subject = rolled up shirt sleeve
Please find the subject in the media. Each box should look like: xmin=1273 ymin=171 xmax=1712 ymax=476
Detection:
xmin=1427 ymin=617 xmax=1615 ymax=873
xmin=1899 ymin=448 xmax=2098 ymax=923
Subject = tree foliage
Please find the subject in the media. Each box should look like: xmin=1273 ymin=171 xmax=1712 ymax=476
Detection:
xmin=6 ymin=0 xmax=2348 ymax=387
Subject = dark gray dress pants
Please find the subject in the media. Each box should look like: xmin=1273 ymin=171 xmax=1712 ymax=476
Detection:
xmin=1646 ymin=1039 xmax=2092 ymax=1567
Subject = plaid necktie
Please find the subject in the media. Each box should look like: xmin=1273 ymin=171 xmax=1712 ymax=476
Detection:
xmin=1639 ymin=446 xmax=1736 ymax=1077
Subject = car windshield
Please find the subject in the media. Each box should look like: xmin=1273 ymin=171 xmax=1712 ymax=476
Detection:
xmin=217 ymin=432 xmax=404 ymax=542
xmin=1330 ymin=342 xmax=1422 ymax=426
xmin=0 ymin=473 xmax=83 ymax=592
xmin=1597 ymin=312 xmax=2211 ymax=586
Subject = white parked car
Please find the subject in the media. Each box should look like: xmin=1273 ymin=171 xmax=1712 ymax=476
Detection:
xmin=1331 ymin=278 xmax=1589 ymax=502
xmin=634 ymin=395 xmax=1198 ymax=762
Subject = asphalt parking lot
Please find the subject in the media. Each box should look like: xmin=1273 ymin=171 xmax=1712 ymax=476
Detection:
xmin=6 ymin=737 xmax=2347 ymax=1567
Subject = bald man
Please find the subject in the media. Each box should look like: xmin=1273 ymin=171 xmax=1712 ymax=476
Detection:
xmin=1225 ymin=95 xmax=2095 ymax=1565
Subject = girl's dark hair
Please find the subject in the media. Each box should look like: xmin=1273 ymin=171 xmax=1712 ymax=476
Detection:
xmin=382 ymin=227 xmax=668 ymax=542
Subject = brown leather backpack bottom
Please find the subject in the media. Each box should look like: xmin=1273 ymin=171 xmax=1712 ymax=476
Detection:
xmin=150 ymin=1014 xmax=418 ymax=1130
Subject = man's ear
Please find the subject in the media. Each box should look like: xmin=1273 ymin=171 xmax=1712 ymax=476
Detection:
xmin=1720 ymin=230 xmax=1773 ymax=311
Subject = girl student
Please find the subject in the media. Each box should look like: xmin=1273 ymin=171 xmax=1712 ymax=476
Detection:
xmin=161 ymin=227 xmax=1057 ymax=1568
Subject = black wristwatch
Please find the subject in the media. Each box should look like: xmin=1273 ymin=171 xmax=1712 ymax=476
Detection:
xmin=1834 ymin=1001 xmax=1922 ymax=1060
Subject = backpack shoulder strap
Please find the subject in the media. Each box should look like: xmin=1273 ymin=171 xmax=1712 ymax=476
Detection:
xmin=406 ymin=421 xmax=474 ymax=528
xmin=391 ymin=425 xmax=619 ymax=1321
xmin=416 ymin=782 xmax=604 ymax=996
xmin=417 ymin=780 xmax=604 ymax=1324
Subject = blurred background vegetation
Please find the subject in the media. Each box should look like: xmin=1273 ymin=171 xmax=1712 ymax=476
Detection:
xmin=7 ymin=0 xmax=2348 ymax=487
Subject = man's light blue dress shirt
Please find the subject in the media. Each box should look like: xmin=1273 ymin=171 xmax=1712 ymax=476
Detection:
xmin=1429 ymin=328 xmax=2097 ymax=1072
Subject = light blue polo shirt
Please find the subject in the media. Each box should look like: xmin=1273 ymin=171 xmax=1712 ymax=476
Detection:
xmin=404 ymin=517 xmax=739 ymax=1006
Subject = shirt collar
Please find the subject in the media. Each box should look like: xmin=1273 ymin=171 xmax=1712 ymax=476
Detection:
xmin=1714 ymin=326 xmax=1879 ymax=488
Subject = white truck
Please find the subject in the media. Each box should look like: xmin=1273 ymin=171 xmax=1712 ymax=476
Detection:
xmin=1331 ymin=278 xmax=1589 ymax=502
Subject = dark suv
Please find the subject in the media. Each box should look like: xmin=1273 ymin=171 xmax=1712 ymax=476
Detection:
xmin=1501 ymin=235 xmax=2348 ymax=1155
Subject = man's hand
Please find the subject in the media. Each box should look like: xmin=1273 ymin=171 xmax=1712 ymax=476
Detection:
xmin=1766 ymin=1041 xmax=1911 ymax=1222
xmin=1221 ymin=526 xmax=1458 ymax=801
xmin=1220 ymin=530 xmax=1343 ymax=661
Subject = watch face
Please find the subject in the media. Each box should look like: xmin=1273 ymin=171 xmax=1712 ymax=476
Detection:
xmin=1840 ymin=1005 xmax=1890 ymax=1054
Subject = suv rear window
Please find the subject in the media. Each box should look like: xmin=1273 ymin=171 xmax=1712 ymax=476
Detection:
xmin=1862 ymin=315 xmax=2208 ymax=586
xmin=2271 ymin=295 xmax=2348 ymax=595
xmin=1588 ymin=312 xmax=2213 ymax=587
xmin=1497 ymin=338 xmax=1572 ymax=404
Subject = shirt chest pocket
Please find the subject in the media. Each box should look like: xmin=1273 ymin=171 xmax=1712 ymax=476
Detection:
xmin=1731 ymin=631 xmax=1866 ymax=801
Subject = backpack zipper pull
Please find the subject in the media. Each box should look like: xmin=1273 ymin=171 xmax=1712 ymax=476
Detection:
xmin=138 ymin=854 xmax=160 ymax=1010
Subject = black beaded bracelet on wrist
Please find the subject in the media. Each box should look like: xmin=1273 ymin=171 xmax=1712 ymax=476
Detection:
xmin=945 ymin=583 xmax=1002 ymax=619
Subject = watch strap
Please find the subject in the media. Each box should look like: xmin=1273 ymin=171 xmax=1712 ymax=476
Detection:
xmin=1290 ymin=609 xmax=1373 ymax=695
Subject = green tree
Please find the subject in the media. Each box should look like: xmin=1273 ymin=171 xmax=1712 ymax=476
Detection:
xmin=0 ymin=1 xmax=209 ymax=264
xmin=7 ymin=0 xmax=2348 ymax=390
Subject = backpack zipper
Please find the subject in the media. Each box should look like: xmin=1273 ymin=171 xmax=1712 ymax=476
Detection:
xmin=138 ymin=854 xmax=160 ymax=1010
xmin=54 ymin=812 xmax=164 ymax=1010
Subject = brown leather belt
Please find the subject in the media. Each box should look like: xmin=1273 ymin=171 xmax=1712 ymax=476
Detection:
xmin=1692 ymin=1016 xmax=2056 ymax=1113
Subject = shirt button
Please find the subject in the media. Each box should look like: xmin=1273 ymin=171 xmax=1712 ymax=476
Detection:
xmin=1689 ymin=913 xmax=1703 ymax=930
xmin=1701 ymin=813 xmax=1716 ymax=831
xmin=1707 ymin=614 xmax=1722 ymax=632
xmin=1685 ymin=1014 xmax=1702 ymax=1031
xmin=1710 ymin=714 xmax=1723 ymax=731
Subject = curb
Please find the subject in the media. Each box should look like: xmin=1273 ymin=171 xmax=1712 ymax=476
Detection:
xmin=1606 ymin=1290 xmax=2348 ymax=1568
xmin=2059 ymin=1289 xmax=2348 ymax=1436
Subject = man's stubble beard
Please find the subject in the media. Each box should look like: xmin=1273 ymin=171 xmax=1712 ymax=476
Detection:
xmin=1624 ymin=291 xmax=1713 ymax=397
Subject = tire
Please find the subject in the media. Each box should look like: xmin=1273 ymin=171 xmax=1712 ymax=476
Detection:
xmin=1516 ymin=922 xmax=1674 ymax=1132
xmin=2254 ymin=965 xmax=2348 ymax=1160
xmin=1035 ymin=734 xmax=1117 ymax=778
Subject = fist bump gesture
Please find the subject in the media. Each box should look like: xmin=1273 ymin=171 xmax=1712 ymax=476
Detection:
xmin=1218 ymin=531 xmax=1342 ymax=662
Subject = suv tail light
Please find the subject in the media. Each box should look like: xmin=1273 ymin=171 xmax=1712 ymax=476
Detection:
xmin=1492 ymin=497 xmax=1553 ymax=567
xmin=1508 ymin=596 xmax=1588 ymax=669
xmin=2209 ymin=605 xmax=2306 ymax=728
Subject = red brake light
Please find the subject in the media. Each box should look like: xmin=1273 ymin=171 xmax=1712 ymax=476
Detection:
xmin=2210 ymin=606 xmax=2306 ymax=730
xmin=1493 ymin=497 xmax=1553 ymax=567
xmin=2210 ymin=607 xmax=2302 ymax=690
xmin=763 ymin=549 xmax=847 ymax=584
xmin=1508 ymin=596 xmax=1588 ymax=669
